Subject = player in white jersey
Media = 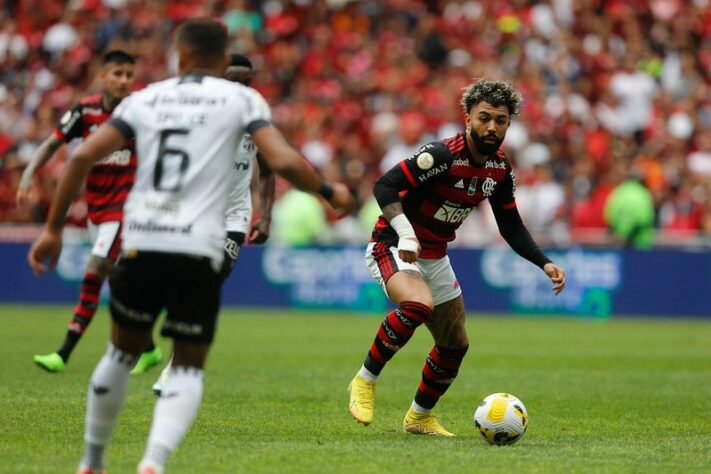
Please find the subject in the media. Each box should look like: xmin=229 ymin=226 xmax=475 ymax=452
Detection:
xmin=151 ymin=53 xmax=276 ymax=396
xmin=221 ymin=53 xmax=275 ymax=277
xmin=28 ymin=18 xmax=353 ymax=474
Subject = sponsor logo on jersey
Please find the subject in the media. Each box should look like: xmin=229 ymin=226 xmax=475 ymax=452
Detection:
xmin=417 ymin=163 xmax=448 ymax=182
xmin=156 ymin=111 xmax=207 ymax=126
xmin=234 ymin=161 xmax=249 ymax=171
xmin=468 ymin=177 xmax=478 ymax=196
xmin=452 ymin=159 xmax=469 ymax=167
xmin=416 ymin=152 xmax=434 ymax=170
xmin=454 ymin=179 xmax=464 ymax=189
xmin=128 ymin=219 xmax=192 ymax=234
xmin=143 ymin=199 xmax=180 ymax=216
xmin=416 ymin=143 xmax=436 ymax=154
xmin=433 ymin=203 xmax=472 ymax=223
xmin=481 ymin=177 xmax=496 ymax=197
xmin=154 ymin=94 xmax=228 ymax=107
xmin=60 ymin=110 xmax=73 ymax=124
xmin=60 ymin=110 xmax=81 ymax=133
xmin=510 ymin=170 xmax=517 ymax=195
xmin=485 ymin=160 xmax=507 ymax=169
xmin=96 ymin=149 xmax=131 ymax=166
xmin=242 ymin=135 xmax=256 ymax=152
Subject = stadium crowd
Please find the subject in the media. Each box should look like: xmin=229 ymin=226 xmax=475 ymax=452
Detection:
xmin=1 ymin=0 xmax=711 ymax=247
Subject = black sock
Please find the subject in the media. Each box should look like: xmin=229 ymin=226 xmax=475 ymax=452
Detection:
xmin=56 ymin=331 xmax=82 ymax=362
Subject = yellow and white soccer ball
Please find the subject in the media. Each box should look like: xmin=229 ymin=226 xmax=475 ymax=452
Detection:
xmin=473 ymin=393 xmax=528 ymax=445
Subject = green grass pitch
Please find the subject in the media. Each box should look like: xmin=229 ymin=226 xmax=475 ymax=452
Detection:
xmin=1 ymin=304 xmax=710 ymax=473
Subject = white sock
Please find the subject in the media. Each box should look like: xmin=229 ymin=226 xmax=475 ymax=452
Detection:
xmin=139 ymin=366 xmax=204 ymax=471
xmin=80 ymin=343 xmax=136 ymax=471
xmin=410 ymin=400 xmax=431 ymax=415
xmin=153 ymin=356 xmax=174 ymax=389
xmin=358 ymin=365 xmax=379 ymax=382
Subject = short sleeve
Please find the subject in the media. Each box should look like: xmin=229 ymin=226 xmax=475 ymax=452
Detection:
xmin=109 ymin=93 xmax=138 ymax=140
xmin=242 ymin=88 xmax=272 ymax=134
xmin=111 ymin=93 xmax=137 ymax=126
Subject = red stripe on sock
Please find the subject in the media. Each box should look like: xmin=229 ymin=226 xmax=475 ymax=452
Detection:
xmin=386 ymin=312 xmax=414 ymax=337
xmin=417 ymin=382 xmax=443 ymax=397
xmin=400 ymin=301 xmax=432 ymax=324
xmin=368 ymin=342 xmax=387 ymax=364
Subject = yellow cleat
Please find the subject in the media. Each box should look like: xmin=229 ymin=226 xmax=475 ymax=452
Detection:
xmin=348 ymin=373 xmax=376 ymax=425
xmin=403 ymin=408 xmax=455 ymax=437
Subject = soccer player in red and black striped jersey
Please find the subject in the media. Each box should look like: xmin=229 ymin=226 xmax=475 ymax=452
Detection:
xmin=18 ymin=50 xmax=161 ymax=373
xmin=348 ymin=79 xmax=566 ymax=436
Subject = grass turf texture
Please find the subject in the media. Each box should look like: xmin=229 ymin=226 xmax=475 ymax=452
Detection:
xmin=1 ymin=305 xmax=710 ymax=473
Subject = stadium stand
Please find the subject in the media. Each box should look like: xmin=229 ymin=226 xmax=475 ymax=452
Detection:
xmin=1 ymin=0 xmax=710 ymax=247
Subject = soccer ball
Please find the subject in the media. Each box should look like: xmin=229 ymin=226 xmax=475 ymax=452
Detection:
xmin=473 ymin=393 xmax=528 ymax=445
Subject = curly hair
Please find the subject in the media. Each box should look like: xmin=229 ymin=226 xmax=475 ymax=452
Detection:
xmin=460 ymin=79 xmax=523 ymax=118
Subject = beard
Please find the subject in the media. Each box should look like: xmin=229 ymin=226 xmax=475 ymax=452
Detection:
xmin=470 ymin=129 xmax=503 ymax=156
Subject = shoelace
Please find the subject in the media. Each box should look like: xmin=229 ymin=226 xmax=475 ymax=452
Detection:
xmin=356 ymin=382 xmax=375 ymax=409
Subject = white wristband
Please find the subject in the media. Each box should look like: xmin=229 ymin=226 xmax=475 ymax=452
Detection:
xmin=398 ymin=238 xmax=419 ymax=253
xmin=390 ymin=214 xmax=419 ymax=253
xmin=390 ymin=214 xmax=416 ymax=239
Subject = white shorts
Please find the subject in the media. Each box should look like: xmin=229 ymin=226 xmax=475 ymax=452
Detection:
xmin=87 ymin=221 xmax=122 ymax=260
xmin=365 ymin=241 xmax=462 ymax=306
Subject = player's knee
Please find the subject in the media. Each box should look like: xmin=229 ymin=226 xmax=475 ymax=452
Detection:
xmin=411 ymin=295 xmax=434 ymax=312
xmin=389 ymin=282 xmax=434 ymax=310
xmin=111 ymin=324 xmax=151 ymax=356
xmin=452 ymin=337 xmax=469 ymax=351
xmin=400 ymin=299 xmax=434 ymax=321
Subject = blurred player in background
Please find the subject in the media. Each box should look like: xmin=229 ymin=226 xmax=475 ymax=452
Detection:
xmin=348 ymin=79 xmax=566 ymax=436
xmin=17 ymin=50 xmax=162 ymax=374
xmin=28 ymin=18 xmax=353 ymax=474
xmin=151 ymin=52 xmax=276 ymax=395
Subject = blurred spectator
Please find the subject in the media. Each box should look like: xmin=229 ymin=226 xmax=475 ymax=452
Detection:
xmin=379 ymin=111 xmax=431 ymax=173
xmin=271 ymin=189 xmax=328 ymax=246
xmin=516 ymin=163 xmax=567 ymax=245
xmin=604 ymin=165 xmax=656 ymax=249
xmin=1 ymin=0 xmax=711 ymax=248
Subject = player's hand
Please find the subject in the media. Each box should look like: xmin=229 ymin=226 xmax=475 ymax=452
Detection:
xmin=16 ymin=184 xmax=34 ymax=210
xmin=398 ymin=237 xmax=420 ymax=263
xmin=543 ymin=262 xmax=566 ymax=295
xmin=28 ymin=228 xmax=62 ymax=277
xmin=249 ymin=218 xmax=271 ymax=244
xmin=327 ymin=182 xmax=355 ymax=217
